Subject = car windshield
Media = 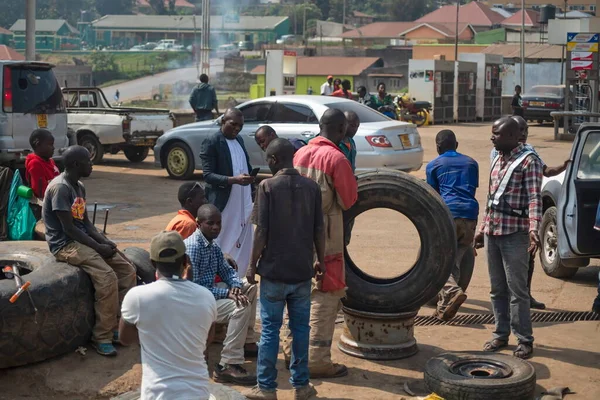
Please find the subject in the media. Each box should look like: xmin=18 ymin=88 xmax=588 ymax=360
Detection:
xmin=8 ymin=66 xmax=65 ymax=114
xmin=529 ymin=86 xmax=563 ymax=97
xmin=326 ymin=101 xmax=391 ymax=123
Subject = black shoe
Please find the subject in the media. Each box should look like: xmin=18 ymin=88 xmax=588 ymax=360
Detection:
xmin=530 ymin=297 xmax=546 ymax=310
xmin=213 ymin=363 xmax=256 ymax=386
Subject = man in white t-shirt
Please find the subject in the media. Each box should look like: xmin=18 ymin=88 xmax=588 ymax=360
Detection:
xmin=119 ymin=231 xmax=217 ymax=400
xmin=320 ymin=75 xmax=334 ymax=95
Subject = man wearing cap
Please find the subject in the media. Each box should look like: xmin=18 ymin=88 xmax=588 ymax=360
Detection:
xmin=320 ymin=76 xmax=334 ymax=96
xmin=119 ymin=231 xmax=217 ymax=399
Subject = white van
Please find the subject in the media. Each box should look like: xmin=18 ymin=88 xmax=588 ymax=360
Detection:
xmin=0 ymin=61 xmax=69 ymax=166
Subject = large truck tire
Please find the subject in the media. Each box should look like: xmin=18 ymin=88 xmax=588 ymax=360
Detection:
xmin=0 ymin=241 xmax=94 ymax=368
xmin=343 ymin=169 xmax=456 ymax=313
xmin=425 ymin=352 xmax=536 ymax=400
xmin=123 ymin=247 xmax=156 ymax=284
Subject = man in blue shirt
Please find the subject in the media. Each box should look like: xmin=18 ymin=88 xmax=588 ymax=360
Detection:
xmin=426 ymin=130 xmax=479 ymax=321
xmin=184 ymin=204 xmax=258 ymax=386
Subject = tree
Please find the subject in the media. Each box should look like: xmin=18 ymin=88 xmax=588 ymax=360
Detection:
xmin=148 ymin=0 xmax=177 ymax=15
xmin=291 ymin=3 xmax=322 ymax=36
xmin=89 ymin=51 xmax=118 ymax=72
xmin=96 ymin=0 xmax=136 ymax=15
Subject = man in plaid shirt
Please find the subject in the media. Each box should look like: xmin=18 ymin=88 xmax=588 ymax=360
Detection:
xmin=474 ymin=117 xmax=543 ymax=360
xmin=184 ymin=204 xmax=258 ymax=386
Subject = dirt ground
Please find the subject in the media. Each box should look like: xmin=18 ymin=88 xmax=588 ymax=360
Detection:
xmin=1 ymin=123 xmax=599 ymax=400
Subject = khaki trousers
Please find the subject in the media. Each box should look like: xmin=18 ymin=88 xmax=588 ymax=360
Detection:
xmin=55 ymin=241 xmax=136 ymax=343
xmin=283 ymin=286 xmax=343 ymax=374
xmin=216 ymin=281 xmax=257 ymax=365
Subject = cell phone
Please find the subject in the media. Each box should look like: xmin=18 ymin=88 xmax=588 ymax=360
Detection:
xmin=250 ymin=167 xmax=260 ymax=177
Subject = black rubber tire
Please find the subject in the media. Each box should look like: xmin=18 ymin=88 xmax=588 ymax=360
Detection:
xmin=79 ymin=133 xmax=104 ymax=164
xmin=424 ymin=352 xmax=536 ymax=400
xmin=164 ymin=141 xmax=195 ymax=180
xmin=123 ymin=247 xmax=156 ymax=284
xmin=539 ymin=206 xmax=579 ymax=279
xmin=343 ymin=169 xmax=456 ymax=313
xmin=123 ymin=146 xmax=150 ymax=163
xmin=415 ymin=110 xmax=428 ymax=127
xmin=0 ymin=241 xmax=94 ymax=368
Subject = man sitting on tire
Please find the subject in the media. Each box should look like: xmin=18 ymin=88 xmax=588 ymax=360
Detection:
xmin=426 ymin=130 xmax=479 ymax=321
xmin=42 ymin=145 xmax=136 ymax=357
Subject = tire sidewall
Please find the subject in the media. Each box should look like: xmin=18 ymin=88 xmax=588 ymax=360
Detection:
xmin=79 ymin=133 xmax=104 ymax=164
xmin=540 ymin=206 xmax=560 ymax=276
xmin=165 ymin=142 xmax=194 ymax=180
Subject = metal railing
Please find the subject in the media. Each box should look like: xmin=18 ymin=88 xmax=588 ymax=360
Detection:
xmin=551 ymin=111 xmax=600 ymax=140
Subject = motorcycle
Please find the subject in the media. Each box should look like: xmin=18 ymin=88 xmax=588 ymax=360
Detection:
xmin=395 ymin=94 xmax=431 ymax=127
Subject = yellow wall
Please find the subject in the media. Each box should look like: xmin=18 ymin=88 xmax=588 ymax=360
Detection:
xmin=412 ymin=44 xmax=487 ymax=61
xmin=251 ymin=74 xmax=354 ymax=99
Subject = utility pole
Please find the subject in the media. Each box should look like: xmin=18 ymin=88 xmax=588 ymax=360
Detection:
xmin=201 ymin=0 xmax=210 ymax=76
xmin=26 ymin=0 xmax=36 ymax=60
xmin=453 ymin=0 xmax=460 ymax=122
xmin=521 ymin=0 xmax=526 ymax=93
xmin=343 ymin=0 xmax=346 ymax=25
xmin=303 ymin=4 xmax=307 ymax=40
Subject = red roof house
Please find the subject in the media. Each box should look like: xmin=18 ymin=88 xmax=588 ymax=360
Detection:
xmin=417 ymin=1 xmax=505 ymax=27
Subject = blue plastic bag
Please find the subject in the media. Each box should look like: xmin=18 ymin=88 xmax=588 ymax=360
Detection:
xmin=7 ymin=172 xmax=36 ymax=240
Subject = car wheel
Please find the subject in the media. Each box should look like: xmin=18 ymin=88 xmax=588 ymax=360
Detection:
xmin=425 ymin=352 xmax=536 ymax=400
xmin=123 ymin=146 xmax=150 ymax=163
xmin=122 ymin=247 xmax=156 ymax=284
xmin=343 ymin=170 xmax=456 ymax=313
xmin=165 ymin=142 xmax=195 ymax=180
xmin=539 ymin=206 xmax=579 ymax=278
xmin=538 ymin=119 xmax=544 ymax=125
xmin=79 ymin=133 xmax=104 ymax=164
xmin=0 ymin=241 xmax=94 ymax=368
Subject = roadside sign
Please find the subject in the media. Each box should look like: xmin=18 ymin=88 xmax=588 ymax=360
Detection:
xmin=571 ymin=51 xmax=594 ymax=61
xmin=567 ymin=42 xmax=599 ymax=52
xmin=567 ymin=33 xmax=599 ymax=43
xmin=571 ymin=61 xmax=594 ymax=70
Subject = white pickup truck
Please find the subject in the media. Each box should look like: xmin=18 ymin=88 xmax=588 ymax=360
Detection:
xmin=539 ymin=123 xmax=600 ymax=278
xmin=62 ymin=87 xmax=174 ymax=163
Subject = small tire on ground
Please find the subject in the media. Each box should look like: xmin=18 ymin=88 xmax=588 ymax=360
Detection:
xmin=122 ymin=247 xmax=156 ymax=284
xmin=0 ymin=241 xmax=94 ymax=368
xmin=539 ymin=206 xmax=579 ymax=279
xmin=79 ymin=133 xmax=104 ymax=164
xmin=343 ymin=169 xmax=456 ymax=313
xmin=123 ymin=146 xmax=150 ymax=163
xmin=164 ymin=142 xmax=195 ymax=180
xmin=425 ymin=352 xmax=536 ymax=400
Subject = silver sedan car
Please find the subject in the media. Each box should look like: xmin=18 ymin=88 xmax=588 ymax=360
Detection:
xmin=154 ymin=96 xmax=423 ymax=179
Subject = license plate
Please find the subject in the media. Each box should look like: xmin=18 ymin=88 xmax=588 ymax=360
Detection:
xmin=399 ymin=134 xmax=412 ymax=148
xmin=530 ymin=101 xmax=545 ymax=107
xmin=37 ymin=114 xmax=48 ymax=128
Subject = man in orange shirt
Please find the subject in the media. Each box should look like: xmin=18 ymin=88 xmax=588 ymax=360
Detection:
xmin=166 ymin=182 xmax=207 ymax=239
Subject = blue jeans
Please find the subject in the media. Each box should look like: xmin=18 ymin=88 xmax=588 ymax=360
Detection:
xmin=486 ymin=232 xmax=534 ymax=344
xmin=258 ymin=278 xmax=311 ymax=391
xmin=593 ymin=269 xmax=600 ymax=312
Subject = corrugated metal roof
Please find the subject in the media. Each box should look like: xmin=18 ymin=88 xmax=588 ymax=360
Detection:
xmin=137 ymin=0 xmax=195 ymax=7
xmin=0 ymin=45 xmax=25 ymax=61
xmin=0 ymin=27 xmax=13 ymax=35
xmin=490 ymin=8 xmax=513 ymax=18
xmin=399 ymin=22 xmax=475 ymax=38
xmin=91 ymin=15 xmax=288 ymax=31
xmin=10 ymin=19 xmax=79 ymax=34
xmin=482 ymin=43 xmax=563 ymax=59
xmin=340 ymin=22 xmax=416 ymax=38
xmin=502 ymin=9 xmax=540 ymax=27
xmin=417 ymin=2 xmax=505 ymax=26
xmin=251 ymin=56 xmax=382 ymax=76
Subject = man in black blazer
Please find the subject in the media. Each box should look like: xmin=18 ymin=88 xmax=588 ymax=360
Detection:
xmin=199 ymin=108 xmax=256 ymax=279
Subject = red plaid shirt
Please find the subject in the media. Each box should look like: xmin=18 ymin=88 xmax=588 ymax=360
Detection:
xmin=479 ymin=143 xmax=543 ymax=236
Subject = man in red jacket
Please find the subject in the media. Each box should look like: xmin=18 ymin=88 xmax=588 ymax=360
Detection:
xmin=290 ymin=109 xmax=358 ymax=379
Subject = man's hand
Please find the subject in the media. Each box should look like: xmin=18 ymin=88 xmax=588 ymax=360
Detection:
xmin=314 ymin=260 xmax=326 ymax=281
xmin=232 ymin=174 xmax=255 ymax=186
xmin=246 ymin=264 xmax=257 ymax=284
xmin=474 ymin=232 xmax=485 ymax=249
xmin=224 ymin=254 xmax=238 ymax=271
xmin=528 ymin=231 xmax=541 ymax=256
xmin=97 ymin=244 xmax=116 ymax=259
xmin=228 ymin=288 xmax=250 ymax=307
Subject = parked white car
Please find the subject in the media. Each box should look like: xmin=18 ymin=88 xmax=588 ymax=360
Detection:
xmin=539 ymin=123 xmax=600 ymax=278
xmin=0 ymin=61 xmax=69 ymax=167
xmin=154 ymin=95 xmax=423 ymax=179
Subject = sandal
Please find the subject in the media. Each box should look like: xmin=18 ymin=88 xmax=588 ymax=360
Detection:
xmin=513 ymin=343 xmax=533 ymax=359
xmin=483 ymin=339 xmax=508 ymax=352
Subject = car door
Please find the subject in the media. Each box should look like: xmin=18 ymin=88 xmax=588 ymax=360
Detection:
xmin=557 ymin=125 xmax=600 ymax=260
xmin=268 ymin=102 xmax=319 ymax=144
xmin=237 ymin=101 xmax=274 ymax=169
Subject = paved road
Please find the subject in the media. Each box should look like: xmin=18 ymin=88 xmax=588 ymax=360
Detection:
xmin=103 ymin=67 xmax=198 ymax=102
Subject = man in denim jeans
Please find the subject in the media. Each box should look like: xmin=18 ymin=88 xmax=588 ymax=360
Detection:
xmin=245 ymin=138 xmax=326 ymax=400
xmin=474 ymin=117 xmax=543 ymax=360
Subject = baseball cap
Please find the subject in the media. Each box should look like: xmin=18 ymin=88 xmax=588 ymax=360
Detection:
xmin=150 ymin=231 xmax=186 ymax=262
xmin=327 ymin=75 xmax=333 ymax=79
